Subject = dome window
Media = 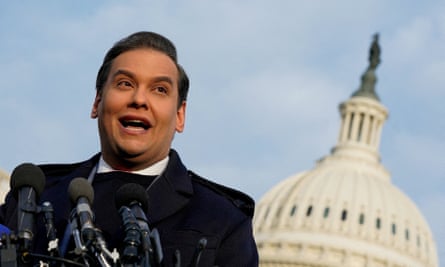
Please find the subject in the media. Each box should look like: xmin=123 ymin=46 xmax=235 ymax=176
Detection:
xmin=392 ymin=223 xmax=397 ymax=235
xmin=341 ymin=209 xmax=348 ymax=221
xmin=306 ymin=205 xmax=313 ymax=217
xmin=405 ymin=229 xmax=410 ymax=241
xmin=376 ymin=218 xmax=381 ymax=229
xmin=323 ymin=207 xmax=330 ymax=218
xmin=359 ymin=213 xmax=365 ymax=224
xmin=290 ymin=205 xmax=297 ymax=216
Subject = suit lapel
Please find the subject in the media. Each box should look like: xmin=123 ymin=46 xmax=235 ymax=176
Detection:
xmin=146 ymin=150 xmax=193 ymax=224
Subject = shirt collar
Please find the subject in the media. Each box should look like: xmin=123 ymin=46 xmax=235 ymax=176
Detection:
xmin=97 ymin=156 xmax=169 ymax=176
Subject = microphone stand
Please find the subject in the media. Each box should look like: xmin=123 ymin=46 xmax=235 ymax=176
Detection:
xmin=69 ymin=210 xmax=90 ymax=267
xmin=69 ymin=210 xmax=118 ymax=267
xmin=41 ymin=201 xmax=60 ymax=259
xmin=91 ymin=230 xmax=119 ymax=267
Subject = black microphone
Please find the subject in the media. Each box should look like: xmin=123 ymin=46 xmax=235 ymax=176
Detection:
xmin=118 ymin=206 xmax=142 ymax=265
xmin=10 ymin=163 xmax=46 ymax=252
xmin=68 ymin=177 xmax=96 ymax=246
xmin=115 ymin=183 xmax=149 ymax=234
xmin=68 ymin=178 xmax=119 ymax=266
xmin=116 ymin=183 xmax=160 ymax=266
xmin=115 ymin=184 xmax=144 ymax=265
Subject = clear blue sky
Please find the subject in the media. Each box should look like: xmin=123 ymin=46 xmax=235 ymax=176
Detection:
xmin=1 ymin=0 xmax=443 ymax=264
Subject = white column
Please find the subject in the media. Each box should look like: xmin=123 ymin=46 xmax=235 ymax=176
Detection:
xmin=369 ymin=116 xmax=378 ymax=147
xmin=341 ymin=111 xmax=351 ymax=143
xmin=360 ymin=114 xmax=371 ymax=144
xmin=374 ymin=121 xmax=383 ymax=149
xmin=350 ymin=109 xmax=360 ymax=142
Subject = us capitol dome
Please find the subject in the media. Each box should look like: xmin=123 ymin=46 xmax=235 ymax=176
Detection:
xmin=253 ymin=34 xmax=438 ymax=267
xmin=0 ymin=168 xmax=10 ymax=204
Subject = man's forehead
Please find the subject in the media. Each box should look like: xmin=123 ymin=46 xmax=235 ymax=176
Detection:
xmin=111 ymin=49 xmax=178 ymax=73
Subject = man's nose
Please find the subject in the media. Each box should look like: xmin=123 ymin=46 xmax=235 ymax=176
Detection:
xmin=131 ymin=87 xmax=149 ymax=108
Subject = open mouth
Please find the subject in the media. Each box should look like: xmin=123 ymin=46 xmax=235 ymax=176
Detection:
xmin=120 ymin=119 xmax=150 ymax=130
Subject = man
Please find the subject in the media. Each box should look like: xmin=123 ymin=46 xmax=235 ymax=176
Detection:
xmin=0 ymin=31 xmax=258 ymax=266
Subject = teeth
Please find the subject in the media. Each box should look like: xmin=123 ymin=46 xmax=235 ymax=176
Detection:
xmin=128 ymin=120 xmax=143 ymax=124
xmin=122 ymin=120 xmax=148 ymax=129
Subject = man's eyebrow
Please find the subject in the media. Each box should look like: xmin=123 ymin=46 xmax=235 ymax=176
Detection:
xmin=111 ymin=69 xmax=174 ymax=85
xmin=152 ymin=76 xmax=174 ymax=85
xmin=112 ymin=69 xmax=136 ymax=80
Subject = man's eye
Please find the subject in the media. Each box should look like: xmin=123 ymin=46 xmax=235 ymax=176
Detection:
xmin=117 ymin=80 xmax=133 ymax=89
xmin=155 ymin=86 xmax=168 ymax=94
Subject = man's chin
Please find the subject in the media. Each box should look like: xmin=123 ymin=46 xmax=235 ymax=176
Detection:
xmin=111 ymin=152 xmax=149 ymax=171
xmin=117 ymin=149 xmax=145 ymax=159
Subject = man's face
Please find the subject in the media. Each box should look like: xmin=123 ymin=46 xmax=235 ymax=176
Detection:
xmin=91 ymin=48 xmax=186 ymax=170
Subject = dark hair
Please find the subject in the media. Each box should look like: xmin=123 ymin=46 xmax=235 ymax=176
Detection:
xmin=95 ymin=31 xmax=189 ymax=107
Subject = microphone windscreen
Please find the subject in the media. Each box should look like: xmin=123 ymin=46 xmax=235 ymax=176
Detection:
xmin=10 ymin=163 xmax=46 ymax=197
xmin=115 ymin=183 xmax=148 ymax=211
xmin=68 ymin=177 xmax=94 ymax=205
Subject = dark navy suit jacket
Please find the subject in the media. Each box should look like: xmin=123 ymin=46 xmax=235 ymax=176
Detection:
xmin=0 ymin=150 xmax=259 ymax=266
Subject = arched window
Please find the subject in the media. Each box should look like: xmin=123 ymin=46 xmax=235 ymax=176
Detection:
xmin=376 ymin=218 xmax=381 ymax=229
xmin=359 ymin=213 xmax=365 ymax=224
xmin=341 ymin=210 xmax=348 ymax=221
xmin=392 ymin=223 xmax=397 ymax=235
xmin=290 ymin=205 xmax=297 ymax=216
xmin=323 ymin=207 xmax=330 ymax=218
xmin=306 ymin=205 xmax=313 ymax=217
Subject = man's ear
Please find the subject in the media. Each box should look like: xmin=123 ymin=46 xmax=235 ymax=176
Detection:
xmin=91 ymin=92 xmax=101 ymax=119
xmin=176 ymin=101 xmax=186 ymax=133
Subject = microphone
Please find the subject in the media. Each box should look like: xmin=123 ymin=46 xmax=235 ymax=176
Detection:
xmin=68 ymin=177 xmax=96 ymax=246
xmin=115 ymin=183 xmax=163 ymax=266
xmin=117 ymin=205 xmax=141 ymax=264
xmin=115 ymin=183 xmax=149 ymax=233
xmin=10 ymin=163 xmax=46 ymax=252
xmin=115 ymin=184 xmax=145 ymax=265
xmin=68 ymin=177 xmax=118 ymax=266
